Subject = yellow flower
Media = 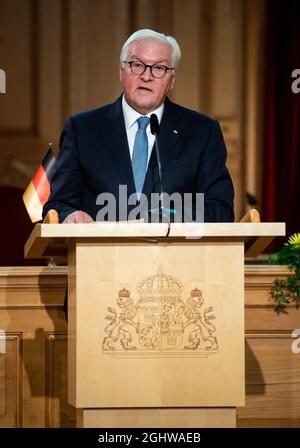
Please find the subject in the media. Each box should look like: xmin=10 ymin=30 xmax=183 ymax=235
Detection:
xmin=287 ymin=233 xmax=300 ymax=248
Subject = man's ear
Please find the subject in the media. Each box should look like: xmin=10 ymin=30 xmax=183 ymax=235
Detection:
xmin=170 ymin=73 xmax=176 ymax=91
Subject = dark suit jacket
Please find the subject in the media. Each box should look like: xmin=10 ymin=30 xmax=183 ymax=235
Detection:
xmin=43 ymin=95 xmax=234 ymax=222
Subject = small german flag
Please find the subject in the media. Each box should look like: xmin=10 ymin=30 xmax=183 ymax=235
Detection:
xmin=23 ymin=144 xmax=56 ymax=222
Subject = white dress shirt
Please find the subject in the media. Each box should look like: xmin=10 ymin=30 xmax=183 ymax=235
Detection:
xmin=122 ymin=95 xmax=164 ymax=167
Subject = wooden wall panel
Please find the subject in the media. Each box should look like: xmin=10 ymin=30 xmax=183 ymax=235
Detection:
xmin=207 ymin=0 xmax=244 ymax=219
xmin=46 ymin=333 xmax=76 ymax=427
xmin=245 ymin=334 xmax=300 ymax=387
xmin=134 ymin=0 xmax=160 ymax=30
xmin=0 ymin=266 xmax=68 ymax=427
xmin=238 ymin=333 xmax=300 ymax=426
xmin=172 ymin=0 xmax=202 ymax=112
xmin=0 ymin=0 xmax=34 ymax=131
xmin=209 ymin=0 xmax=242 ymax=117
xmin=243 ymin=0 xmax=265 ymax=211
xmin=0 ymin=334 xmax=21 ymax=428
xmin=69 ymin=0 xmax=129 ymax=115
xmin=236 ymin=265 xmax=300 ymax=427
xmin=246 ymin=307 xmax=300 ymax=332
xmin=0 ymin=0 xmax=62 ymax=188
xmin=38 ymin=0 xmax=64 ymax=147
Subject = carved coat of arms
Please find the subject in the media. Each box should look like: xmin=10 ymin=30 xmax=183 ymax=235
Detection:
xmin=102 ymin=267 xmax=218 ymax=356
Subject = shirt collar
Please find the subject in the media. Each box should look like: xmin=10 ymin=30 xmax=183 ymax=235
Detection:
xmin=122 ymin=94 xmax=164 ymax=130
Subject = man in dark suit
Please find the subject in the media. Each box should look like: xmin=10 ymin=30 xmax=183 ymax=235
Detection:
xmin=43 ymin=29 xmax=234 ymax=223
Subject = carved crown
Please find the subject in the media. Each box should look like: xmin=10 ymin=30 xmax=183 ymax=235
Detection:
xmin=137 ymin=267 xmax=183 ymax=300
xmin=191 ymin=287 xmax=203 ymax=297
xmin=118 ymin=288 xmax=130 ymax=298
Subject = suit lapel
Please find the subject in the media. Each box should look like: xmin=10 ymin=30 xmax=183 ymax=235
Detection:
xmin=103 ymin=96 xmax=136 ymax=196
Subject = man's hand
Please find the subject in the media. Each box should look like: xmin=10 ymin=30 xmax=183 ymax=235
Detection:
xmin=63 ymin=211 xmax=94 ymax=223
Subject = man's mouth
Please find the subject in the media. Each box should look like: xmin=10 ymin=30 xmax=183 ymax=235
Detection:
xmin=137 ymin=86 xmax=152 ymax=92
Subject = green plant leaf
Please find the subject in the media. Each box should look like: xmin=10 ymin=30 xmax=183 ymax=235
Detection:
xmin=269 ymin=233 xmax=300 ymax=307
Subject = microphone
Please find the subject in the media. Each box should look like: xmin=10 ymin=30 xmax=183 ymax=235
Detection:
xmin=150 ymin=113 xmax=160 ymax=135
xmin=149 ymin=114 xmax=175 ymax=224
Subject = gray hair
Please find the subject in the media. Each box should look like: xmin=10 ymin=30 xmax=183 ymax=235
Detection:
xmin=120 ymin=29 xmax=181 ymax=68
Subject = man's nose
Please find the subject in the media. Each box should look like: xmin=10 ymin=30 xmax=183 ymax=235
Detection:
xmin=141 ymin=66 xmax=153 ymax=81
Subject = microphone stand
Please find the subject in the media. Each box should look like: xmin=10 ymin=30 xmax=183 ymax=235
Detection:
xmin=149 ymin=114 xmax=173 ymax=235
xmin=153 ymin=136 xmax=165 ymax=222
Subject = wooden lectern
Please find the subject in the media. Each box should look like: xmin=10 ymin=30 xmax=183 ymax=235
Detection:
xmin=25 ymin=222 xmax=285 ymax=428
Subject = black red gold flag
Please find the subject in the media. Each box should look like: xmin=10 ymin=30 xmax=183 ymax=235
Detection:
xmin=23 ymin=145 xmax=56 ymax=222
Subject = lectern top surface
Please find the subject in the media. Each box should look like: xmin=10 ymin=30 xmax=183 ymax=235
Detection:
xmin=24 ymin=222 xmax=285 ymax=259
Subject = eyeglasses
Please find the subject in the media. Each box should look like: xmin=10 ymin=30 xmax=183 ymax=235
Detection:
xmin=122 ymin=60 xmax=175 ymax=79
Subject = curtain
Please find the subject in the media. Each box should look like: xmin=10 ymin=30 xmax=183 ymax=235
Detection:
xmin=262 ymin=0 xmax=300 ymax=250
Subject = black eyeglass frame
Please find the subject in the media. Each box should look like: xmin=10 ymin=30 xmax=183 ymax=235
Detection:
xmin=122 ymin=60 xmax=175 ymax=78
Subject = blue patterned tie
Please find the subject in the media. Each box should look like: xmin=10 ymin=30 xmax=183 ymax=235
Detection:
xmin=132 ymin=116 xmax=150 ymax=200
